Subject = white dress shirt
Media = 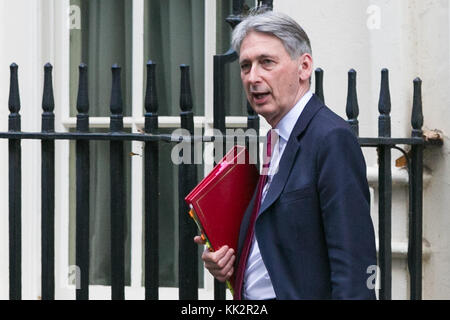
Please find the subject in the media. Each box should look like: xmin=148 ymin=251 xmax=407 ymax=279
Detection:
xmin=243 ymin=90 xmax=313 ymax=300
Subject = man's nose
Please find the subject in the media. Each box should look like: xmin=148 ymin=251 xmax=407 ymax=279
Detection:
xmin=247 ymin=65 xmax=261 ymax=84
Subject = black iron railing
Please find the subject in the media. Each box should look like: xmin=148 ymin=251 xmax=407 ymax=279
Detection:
xmin=1 ymin=58 xmax=441 ymax=301
xmin=1 ymin=0 xmax=442 ymax=301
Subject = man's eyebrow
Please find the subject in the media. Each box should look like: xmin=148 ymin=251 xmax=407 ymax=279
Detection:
xmin=239 ymin=54 xmax=276 ymax=64
xmin=258 ymin=54 xmax=276 ymax=60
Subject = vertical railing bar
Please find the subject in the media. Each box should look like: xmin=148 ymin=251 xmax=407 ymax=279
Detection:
xmin=178 ymin=64 xmax=198 ymax=300
xmin=214 ymin=2 xmax=249 ymax=298
xmin=246 ymin=101 xmax=260 ymax=168
xmin=41 ymin=63 xmax=56 ymax=300
xmin=8 ymin=63 xmax=22 ymax=300
xmin=213 ymin=55 xmax=227 ymax=137
xmin=110 ymin=64 xmax=125 ymax=300
xmin=144 ymin=60 xmax=159 ymax=300
xmin=409 ymin=77 xmax=424 ymax=300
xmin=406 ymin=147 xmax=415 ymax=299
xmin=75 ymin=63 xmax=90 ymax=300
xmin=377 ymin=68 xmax=393 ymax=300
xmin=212 ymin=53 xmax=228 ymax=300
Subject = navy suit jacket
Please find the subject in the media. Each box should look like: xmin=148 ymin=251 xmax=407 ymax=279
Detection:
xmin=236 ymin=94 xmax=377 ymax=300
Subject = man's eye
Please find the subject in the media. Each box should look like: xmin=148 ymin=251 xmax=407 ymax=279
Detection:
xmin=240 ymin=63 xmax=250 ymax=72
xmin=262 ymin=59 xmax=274 ymax=66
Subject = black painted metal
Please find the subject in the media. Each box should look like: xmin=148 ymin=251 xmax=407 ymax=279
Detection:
xmin=75 ymin=63 xmax=90 ymax=300
xmin=8 ymin=63 xmax=21 ymax=300
xmin=2 ymin=59 xmax=436 ymax=301
xmin=346 ymin=69 xmax=359 ymax=136
xmin=232 ymin=0 xmax=243 ymax=14
xmin=314 ymin=68 xmax=324 ymax=104
xmin=409 ymin=78 xmax=424 ymax=300
xmin=226 ymin=0 xmax=244 ymax=28
xmin=258 ymin=0 xmax=273 ymax=9
xmin=109 ymin=65 xmax=125 ymax=300
xmin=144 ymin=61 xmax=159 ymax=300
xmin=0 ymin=131 xmax=426 ymax=146
xmin=178 ymin=65 xmax=198 ymax=300
xmin=41 ymin=63 xmax=55 ymax=300
xmin=377 ymin=69 xmax=392 ymax=300
xmin=213 ymin=51 xmax=238 ymax=136
xmin=246 ymin=101 xmax=260 ymax=167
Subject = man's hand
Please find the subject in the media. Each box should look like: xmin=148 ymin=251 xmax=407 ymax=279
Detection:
xmin=194 ymin=236 xmax=236 ymax=283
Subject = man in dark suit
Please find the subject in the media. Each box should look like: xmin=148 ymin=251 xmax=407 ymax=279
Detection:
xmin=194 ymin=10 xmax=377 ymax=300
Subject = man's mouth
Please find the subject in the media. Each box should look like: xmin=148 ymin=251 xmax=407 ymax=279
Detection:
xmin=251 ymin=92 xmax=270 ymax=103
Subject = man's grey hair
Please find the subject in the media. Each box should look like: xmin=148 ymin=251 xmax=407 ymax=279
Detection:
xmin=231 ymin=11 xmax=312 ymax=59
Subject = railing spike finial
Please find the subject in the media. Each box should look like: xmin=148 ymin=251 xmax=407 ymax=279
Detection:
xmin=42 ymin=63 xmax=55 ymax=132
xmin=76 ymin=63 xmax=89 ymax=116
xmin=378 ymin=68 xmax=391 ymax=116
xmin=145 ymin=60 xmax=158 ymax=114
xmin=110 ymin=64 xmax=123 ymax=115
xmin=315 ymin=68 xmax=325 ymax=104
xmin=9 ymin=63 xmax=21 ymax=119
xmin=110 ymin=64 xmax=123 ymax=132
xmin=411 ymin=77 xmax=423 ymax=136
xmin=346 ymin=69 xmax=359 ymax=136
xmin=180 ymin=65 xmax=193 ymax=112
xmin=378 ymin=69 xmax=391 ymax=139
xmin=42 ymin=63 xmax=55 ymax=112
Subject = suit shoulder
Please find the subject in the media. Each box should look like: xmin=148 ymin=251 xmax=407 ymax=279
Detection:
xmin=310 ymin=104 xmax=354 ymax=139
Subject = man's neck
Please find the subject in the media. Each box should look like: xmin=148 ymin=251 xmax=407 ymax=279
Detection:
xmin=268 ymin=85 xmax=311 ymax=128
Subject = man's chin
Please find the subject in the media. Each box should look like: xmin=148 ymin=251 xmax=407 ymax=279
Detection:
xmin=251 ymin=103 xmax=271 ymax=115
xmin=257 ymin=111 xmax=277 ymax=126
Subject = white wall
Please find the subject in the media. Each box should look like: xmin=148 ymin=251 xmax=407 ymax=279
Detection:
xmin=0 ymin=0 xmax=64 ymax=300
xmin=415 ymin=0 xmax=450 ymax=300
xmin=275 ymin=0 xmax=450 ymax=299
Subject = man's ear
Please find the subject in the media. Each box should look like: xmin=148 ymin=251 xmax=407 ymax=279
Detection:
xmin=298 ymin=53 xmax=313 ymax=82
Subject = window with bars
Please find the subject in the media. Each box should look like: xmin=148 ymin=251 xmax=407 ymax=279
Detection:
xmin=66 ymin=0 xmax=254 ymax=295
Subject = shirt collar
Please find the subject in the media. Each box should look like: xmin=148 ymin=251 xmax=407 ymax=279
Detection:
xmin=275 ymin=90 xmax=313 ymax=143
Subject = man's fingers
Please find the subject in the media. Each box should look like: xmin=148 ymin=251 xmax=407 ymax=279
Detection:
xmin=203 ymin=246 xmax=233 ymax=268
xmin=193 ymin=236 xmax=205 ymax=245
xmin=202 ymin=245 xmax=226 ymax=263
xmin=195 ymin=243 xmax=236 ymax=282
xmin=205 ymin=248 xmax=234 ymax=269
xmin=213 ymin=256 xmax=235 ymax=282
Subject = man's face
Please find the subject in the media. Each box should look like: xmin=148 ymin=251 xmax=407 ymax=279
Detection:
xmin=239 ymin=31 xmax=311 ymax=127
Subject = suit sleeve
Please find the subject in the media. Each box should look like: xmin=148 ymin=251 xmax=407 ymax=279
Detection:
xmin=316 ymin=126 xmax=377 ymax=299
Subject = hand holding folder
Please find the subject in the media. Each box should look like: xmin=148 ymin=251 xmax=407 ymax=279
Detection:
xmin=185 ymin=145 xmax=259 ymax=293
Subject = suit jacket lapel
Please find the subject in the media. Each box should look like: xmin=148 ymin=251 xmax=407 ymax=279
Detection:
xmin=258 ymin=94 xmax=324 ymax=215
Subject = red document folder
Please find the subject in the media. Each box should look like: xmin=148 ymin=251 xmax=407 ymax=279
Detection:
xmin=185 ymin=145 xmax=259 ymax=251
xmin=184 ymin=145 xmax=259 ymax=291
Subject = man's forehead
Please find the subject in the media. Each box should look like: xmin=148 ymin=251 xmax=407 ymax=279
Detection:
xmin=239 ymin=32 xmax=287 ymax=60
xmin=241 ymin=31 xmax=282 ymax=47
